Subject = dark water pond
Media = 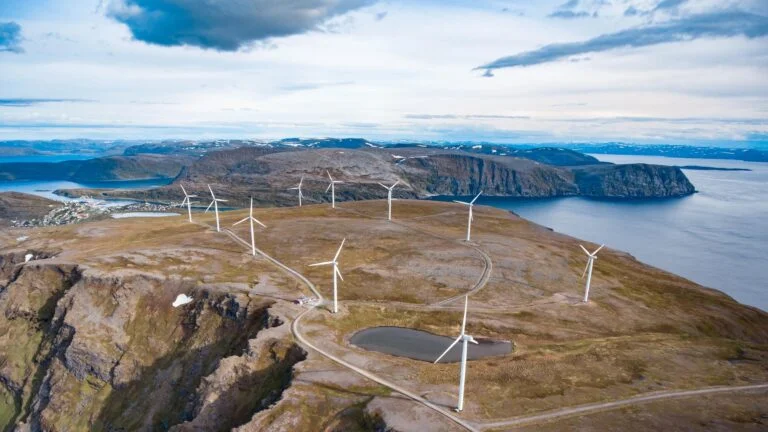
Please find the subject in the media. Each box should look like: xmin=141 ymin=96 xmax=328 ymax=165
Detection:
xmin=350 ymin=326 xmax=512 ymax=363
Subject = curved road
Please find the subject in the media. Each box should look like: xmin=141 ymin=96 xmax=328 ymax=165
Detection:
xmin=223 ymin=229 xmax=478 ymax=432
xmin=480 ymin=383 xmax=768 ymax=430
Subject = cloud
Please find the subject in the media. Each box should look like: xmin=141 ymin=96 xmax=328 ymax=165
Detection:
xmin=0 ymin=98 xmax=92 ymax=107
xmin=279 ymin=81 xmax=354 ymax=91
xmin=0 ymin=22 xmax=23 ymax=53
xmin=547 ymin=0 xmax=595 ymax=19
xmin=405 ymin=114 xmax=530 ymax=120
xmin=478 ymin=10 xmax=768 ymax=71
xmin=106 ymin=0 xmax=375 ymax=51
xmin=548 ymin=10 xmax=592 ymax=19
xmin=375 ymin=11 xmax=388 ymax=21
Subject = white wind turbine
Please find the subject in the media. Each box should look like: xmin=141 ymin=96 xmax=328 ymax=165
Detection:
xmin=179 ymin=184 xmax=197 ymax=223
xmin=579 ymin=244 xmax=605 ymax=303
xmin=204 ymin=184 xmax=228 ymax=232
xmin=378 ymin=180 xmax=400 ymax=221
xmin=454 ymin=191 xmax=482 ymax=242
xmin=288 ymin=176 xmax=305 ymax=207
xmin=233 ymin=197 xmax=267 ymax=256
xmin=434 ymin=295 xmax=478 ymax=413
xmin=326 ymin=170 xmax=343 ymax=209
xmin=309 ymin=238 xmax=345 ymax=314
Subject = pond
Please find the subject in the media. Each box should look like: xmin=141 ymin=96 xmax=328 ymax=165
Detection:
xmin=349 ymin=326 xmax=512 ymax=363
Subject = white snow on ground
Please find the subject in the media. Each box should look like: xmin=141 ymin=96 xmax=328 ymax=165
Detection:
xmin=24 ymin=254 xmax=33 ymax=263
xmin=172 ymin=294 xmax=194 ymax=308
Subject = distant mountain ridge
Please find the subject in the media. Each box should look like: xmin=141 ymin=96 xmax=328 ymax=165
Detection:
xmin=2 ymin=138 xmax=765 ymax=162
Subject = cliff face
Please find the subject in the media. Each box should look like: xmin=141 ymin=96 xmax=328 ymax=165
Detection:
xmin=34 ymin=147 xmax=696 ymax=206
xmin=573 ymin=164 xmax=696 ymax=198
xmin=0 ymin=255 xmax=305 ymax=431
xmin=402 ymin=154 xmax=578 ymax=197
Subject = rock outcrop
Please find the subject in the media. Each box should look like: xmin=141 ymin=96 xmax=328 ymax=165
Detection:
xmin=0 ymin=258 xmax=305 ymax=431
xmin=572 ymin=163 xmax=696 ymax=198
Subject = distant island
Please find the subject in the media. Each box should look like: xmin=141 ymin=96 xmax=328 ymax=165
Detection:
xmin=678 ymin=165 xmax=752 ymax=172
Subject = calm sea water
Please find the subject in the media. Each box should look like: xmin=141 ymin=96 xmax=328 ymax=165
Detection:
xmin=474 ymin=155 xmax=767 ymax=312
xmin=0 ymin=179 xmax=170 ymax=201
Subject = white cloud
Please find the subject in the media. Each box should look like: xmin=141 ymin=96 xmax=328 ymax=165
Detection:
xmin=0 ymin=0 xmax=765 ymax=145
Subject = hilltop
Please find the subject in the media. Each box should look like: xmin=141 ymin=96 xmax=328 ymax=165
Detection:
xmin=0 ymin=200 xmax=765 ymax=430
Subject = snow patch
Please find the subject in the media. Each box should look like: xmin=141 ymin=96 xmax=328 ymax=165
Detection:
xmin=172 ymin=294 xmax=194 ymax=308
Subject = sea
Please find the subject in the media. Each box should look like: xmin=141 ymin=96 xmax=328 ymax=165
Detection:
xmin=0 ymin=154 xmax=170 ymax=201
xmin=471 ymin=155 xmax=767 ymax=312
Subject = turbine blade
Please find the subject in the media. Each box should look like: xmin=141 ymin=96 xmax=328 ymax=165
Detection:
xmin=453 ymin=200 xmax=471 ymax=205
xmin=205 ymin=201 xmax=214 ymax=213
xmin=391 ymin=180 xmax=400 ymax=188
xmin=469 ymin=337 xmax=479 ymax=345
xmin=309 ymin=261 xmax=334 ymax=267
xmin=181 ymin=197 xmax=188 ymax=206
xmin=434 ymin=336 xmax=462 ymax=364
xmin=233 ymin=217 xmax=248 ymax=226
xmin=471 ymin=191 xmax=483 ymax=204
xmin=180 ymin=184 xmax=187 ymax=196
xmin=579 ymin=245 xmax=590 ymax=256
xmin=326 ymin=183 xmax=332 ymax=193
xmin=288 ymin=187 xmax=299 ymax=190
xmin=299 ymin=176 xmax=304 ymax=187
xmin=253 ymin=217 xmax=267 ymax=228
xmin=208 ymin=184 xmax=215 ymax=199
xmin=582 ymin=261 xmax=590 ymax=278
xmin=593 ymin=244 xmax=605 ymax=255
xmin=335 ymin=266 xmax=344 ymax=281
xmin=334 ymin=238 xmax=346 ymax=261
xmin=327 ymin=170 xmax=333 ymax=181
xmin=378 ymin=183 xmax=387 ymax=189
xmin=217 ymin=199 xmax=228 ymax=202
xmin=461 ymin=295 xmax=469 ymax=336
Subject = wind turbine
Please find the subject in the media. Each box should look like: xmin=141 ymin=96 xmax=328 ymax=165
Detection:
xmin=204 ymin=184 xmax=228 ymax=232
xmin=288 ymin=176 xmax=305 ymax=207
xmin=434 ymin=295 xmax=478 ymax=413
xmin=579 ymin=244 xmax=605 ymax=303
xmin=233 ymin=197 xmax=267 ymax=256
xmin=309 ymin=238 xmax=345 ymax=314
xmin=179 ymin=184 xmax=197 ymax=223
xmin=378 ymin=180 xmax=400 ymax=221
xmin=326 ymin=171 xmax=343 ymax=209
xmin=454 ymin=191 xmax=482 ymax=242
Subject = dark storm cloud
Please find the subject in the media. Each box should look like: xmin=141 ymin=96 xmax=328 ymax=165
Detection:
xmin=477 ymin=10 xmax=768 ymax=71
xmin=107 ymin=0 xmax=375 ymax=51
xmin=0 ymin=22 xmax=23 ymax=53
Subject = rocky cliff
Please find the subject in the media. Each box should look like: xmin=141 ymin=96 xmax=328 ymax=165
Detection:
xmin=80 ymin=147 xmax=694 ymax=207
xmin=572 ymin=163 xmax=696 ymax=198
xmin=0 ymin=253 xmax=305 ymax=431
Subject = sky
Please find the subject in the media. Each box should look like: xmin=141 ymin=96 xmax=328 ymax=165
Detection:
xmin=0 ymin=0 xmax=767 ymax=146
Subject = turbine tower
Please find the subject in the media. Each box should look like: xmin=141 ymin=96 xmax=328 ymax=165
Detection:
xmin=579 ymin=244 xmax=605 ymax=303
xmin=204 ymin=184 xmax=228 ymax=232
xmin=454 ymin=191 xmax=482 ymax=242
xmin=179 ymin=184 xmax=197 ymax=223
xmin=288 ymin=176 xmax=305 ymax=207
xmin=233 ymin=197 xmax=267 ymax=256
xmin=309 ymin=238 xmax=346 ymax=314
xmin=434 ymin=296 xmax=478 ymax=412
xmin=326 ymin=171 xmax=343 ymax=209
xmin=378 ymin=180 xmax=400 ymax=221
